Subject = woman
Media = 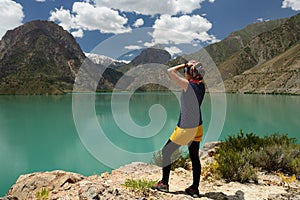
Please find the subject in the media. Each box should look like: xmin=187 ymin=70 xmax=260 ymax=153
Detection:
xmin=152 ymin=60 xmax=205 ymax=198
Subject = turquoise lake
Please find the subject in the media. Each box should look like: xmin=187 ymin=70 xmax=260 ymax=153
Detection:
xmin=0 ymin=93 xmax=299 ymax=196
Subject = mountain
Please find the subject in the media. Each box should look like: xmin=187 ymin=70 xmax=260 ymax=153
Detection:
xmin=0 ymin=20 xmax=129 ymax=94
xmin=85 ymin=52 xmax=129 ymax=68
xmin=222 ymin=41 xmax=300 ymax=95
xmin=203 ymin=18 xmax=288 ymax=66
xmin=217 ymin=13 xmax=300 ymax=94
xmin=130 ymin=47 xmax=171 ymax=66
xmin=0 ymin=20 xmax=86 ymax=94
xmin=1 ymin=14 xmax=299 ymax=94
xmin=186 ymin=13 xmax=300 ymax=95
xmin=217 ymin=14 xmax=300 ymax=81
xmin=116 ymin=47 xmax=172 ymax=74
xmin=113 ymin=48 xmax=173 ymax=91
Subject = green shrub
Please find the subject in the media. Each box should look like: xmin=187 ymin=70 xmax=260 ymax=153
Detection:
xmin=289 ymin=156 xmax=300 ymax=176
xmin=215 ymin=131 xmax=300 ymax=183
xmin=264 ymin=133 xmax=297 ymax=146
xmin=122 ymin=179 xmax=158 ymax=197
xmin=36 ymin=188 xmax=50 ymax=200
xmin=122 ymin=178 xmax=158 ymax=189
xmin=215 ymin=148 xmax=258 ymax=183
xmin=220 ymin=130 xmax=264 ymax=152
xmin=150 ymin=148 xmax=190 ymax=170
xmin=253 ymin=143 xmax=300 ymax=175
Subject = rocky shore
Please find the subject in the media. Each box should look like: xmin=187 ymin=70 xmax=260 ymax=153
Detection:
xmin=1 ymin=142 xmax=299 ymax=200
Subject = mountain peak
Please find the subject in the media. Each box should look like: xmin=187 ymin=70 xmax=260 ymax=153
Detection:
xmin=130 ymin=47 xmax=171 ymax=66
xmin=0 ymin=20 xmax=85 ymax=94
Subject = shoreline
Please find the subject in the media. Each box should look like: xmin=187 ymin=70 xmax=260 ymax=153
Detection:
xmin=0 ymin=90 xmax=299 ymax=96
xmin=1 ymin=142 xmax=299 ymax=200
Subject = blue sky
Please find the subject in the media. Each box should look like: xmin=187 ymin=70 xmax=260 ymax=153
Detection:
xmin=1 ymin=0 xmax=300 ymax=58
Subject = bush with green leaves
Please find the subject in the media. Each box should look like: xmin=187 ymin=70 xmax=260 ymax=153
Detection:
xmin=150 ymin=148 xmax=190 ymax=170
xmin=215 ymin=148 xmax=258 ymax=183
xmin=214 ymin=131 xmax=300 ymax=183
xmin=122 ymin=179 xmax=158 ymax=197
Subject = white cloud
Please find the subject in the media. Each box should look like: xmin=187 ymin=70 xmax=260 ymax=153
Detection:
xmin=71 ymin=29 xmax=84 ymax=38
xmin=208 ymin=0 xmax=216 ymax=3
xmin=35 ymin=0 xmax=46 ymax=2
xmin=49 ymin=7 xmax=76 ymax=31
xmin=49 ymin=2 xmax=131 ymax=37
xmin=151 ymin=15 xmax=217 ymax=45
xmin=164 ymin=46 xmax=182 ymax=56
xmin=257 ymin=18 xmax=264 ymax=22
xmin=282 ymin=0 xmax=300 ymax=11
xmin=133 ymin=18 xmax=144 ymax=27
xmin=124 ymin=45 xmax=142 ymax=50
xmin=93 ymin=0 xmax=205 ymax=15
xmin=0 ymin=0 xmax=24 ymax=39
xmin=49 ymin=1 xmax=218 ymax=47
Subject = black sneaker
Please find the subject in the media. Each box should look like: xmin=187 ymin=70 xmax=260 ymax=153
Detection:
xmin=185 ymin=186 xmax=200 ymax=198
xmin=151 ymin=180 xmax=169 ymax=192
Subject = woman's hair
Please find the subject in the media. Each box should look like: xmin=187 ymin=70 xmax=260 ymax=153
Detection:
xmin=189 ymin=62 xmax=205 ymax=80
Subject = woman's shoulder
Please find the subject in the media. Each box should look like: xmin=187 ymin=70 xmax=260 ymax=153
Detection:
xmin=188 ymin=81 xmax=205 ymax=93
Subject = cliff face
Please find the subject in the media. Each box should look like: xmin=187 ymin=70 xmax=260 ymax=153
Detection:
xmin=0 ymin=20 xmax=86 ymax=94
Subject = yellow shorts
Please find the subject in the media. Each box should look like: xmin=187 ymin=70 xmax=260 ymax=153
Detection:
xmin=169 ymin=125 xmax=203 ymax=146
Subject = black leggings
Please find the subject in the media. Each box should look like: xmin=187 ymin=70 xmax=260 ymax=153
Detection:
xmin=161 ymin=139 xmax=201 ymax=189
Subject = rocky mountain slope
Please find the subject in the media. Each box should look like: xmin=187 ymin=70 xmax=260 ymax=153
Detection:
xmin=187 ymin=14 xmax=300 ymax=94
xmin=204 ymin=18 xmax=288 ymax=66
xmin=217 ymin=13 xmax=300 ymax=81
xmin=131 ymin=47 xmax=171 ymax=66
xmin=222 ymin=42 xmax=300 ymax=94
xmin=0 ymin=20 xmax=135 ymax=94
xmin=0 ymin=20 xmax=86 ymax=94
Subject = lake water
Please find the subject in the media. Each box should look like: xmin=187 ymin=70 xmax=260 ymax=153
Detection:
xmin=0 ymin=92 xmax=299 ymax=196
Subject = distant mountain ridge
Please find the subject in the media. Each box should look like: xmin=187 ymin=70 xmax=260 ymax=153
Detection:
xmin=85 ymin=52 xmax=128 ymax=69
xmin=0 ymin=14 xmax=299 ymax=94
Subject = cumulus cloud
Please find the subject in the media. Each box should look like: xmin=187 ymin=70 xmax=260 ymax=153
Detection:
xmin=164 ymin=46 xmax=182 ymax=56
xmin=151 ymin=15 xmax=217 ymax=45
xmin=71 ymin=29 xmax=84 ymax=38
xmin=49 ymin=2 xmax=131 ymax=37
xmin=93 ymin=0 xmax=205 ymax=15
xmin=49 ymin=7 xmax=75 ymax=31
xmin=124 ymin=45 xmax=142 ymax=50
xmin=256 ymin=18 xmax=264 ymax=22
xmin=49 ymin=1 xmax=218 ymax=47
xmin=133 ymin=18 xmax=144 ymax=27
xmin=0 ymin=0 xmax=24 ymax=39
xmin=282 ymin=0 xmax=300 ymax=11
xmin=35 ymin=0 xmax=46 ymax=2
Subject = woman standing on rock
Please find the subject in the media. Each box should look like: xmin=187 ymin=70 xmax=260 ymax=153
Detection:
xmin=152 ymin=60 xmax=206 ymax=198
